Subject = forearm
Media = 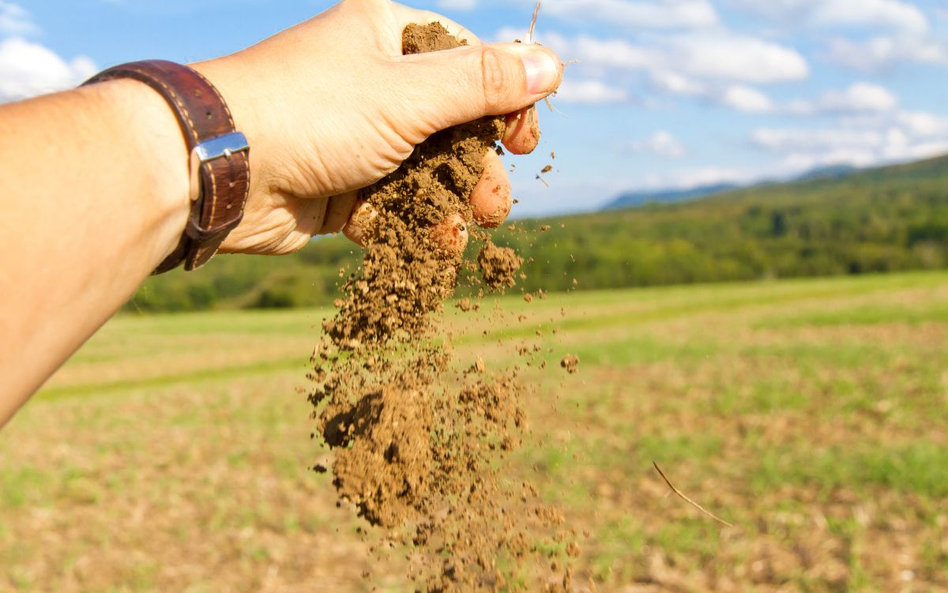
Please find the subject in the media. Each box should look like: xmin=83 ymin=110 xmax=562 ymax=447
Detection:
xmin=0 ymin=80 xmax=190 ymax=423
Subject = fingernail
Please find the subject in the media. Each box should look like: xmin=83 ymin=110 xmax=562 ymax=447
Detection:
xmin=522 ymin=51 xmax=559 ymax=95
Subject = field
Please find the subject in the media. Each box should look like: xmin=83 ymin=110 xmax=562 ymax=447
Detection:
xmin=2 ymin=271 xmax=948 ymax=592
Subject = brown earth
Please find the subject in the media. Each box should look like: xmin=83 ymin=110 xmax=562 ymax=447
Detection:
xmin=309 ymin=23 xmax=567 ymax=592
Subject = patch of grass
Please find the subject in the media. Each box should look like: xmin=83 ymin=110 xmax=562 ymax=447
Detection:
xmin=752 ymin=443 xmax=948 ymax=497
xmin=3 ymin=271 xmax=948 ymax=592
xmin=757 ymin=302 xmax=948 ymax=329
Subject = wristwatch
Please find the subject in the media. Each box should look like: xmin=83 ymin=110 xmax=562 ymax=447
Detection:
xmin=83 ymin=60 xmax=251 ymax=274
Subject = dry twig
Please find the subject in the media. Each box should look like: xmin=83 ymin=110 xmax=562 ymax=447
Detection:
xmin=526 ymin=0 xmax=542 ymax=44
xmin=653 ymin=462 xmax=733 ymax=527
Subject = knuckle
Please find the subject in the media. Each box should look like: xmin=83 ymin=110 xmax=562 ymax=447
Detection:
xmin=479 ymin=47 xmax=511 ymax=112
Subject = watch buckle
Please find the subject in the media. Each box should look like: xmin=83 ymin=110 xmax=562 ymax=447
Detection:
xmin=188 ymin=132 xmax=250 ymax=202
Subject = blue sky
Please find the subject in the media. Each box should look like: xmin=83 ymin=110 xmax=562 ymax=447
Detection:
xmin=3 ymin=0 xmax=948 ymax=216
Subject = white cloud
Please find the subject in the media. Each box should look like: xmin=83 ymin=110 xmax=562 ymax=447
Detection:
xmin=555 ymin=79 xmax=628 ymax=104
xmin=730 ymin=0 xmax=929 ymax=34
xmin=650 ymin=70 xmax=705 ymax=96
xmin=539 ymin=31 xmax=808 ymax=87
xmin=750 ymin=108 xmax=948 ymax=171
xmin=622 ymin=130 xmax=688 ymax=157
xmin=534 ymin=30 xmax=806 ymax=113
xmin=638 ymin=165 xmax=756 ymax=190
xmin=0 ymin=1 xmax=35 ymax=35
xmin=787 ymin=83 xmax=899 ymax=115
xmin=817 ymin=83 xmax=898 ymax=113
xmin=751 ymin=128 xmax=885 ymax=154
xmin=811 ymin=0 xmax=928 ymax=34
xmin=436 ymin=0 xmax=476 ymax=10
xmin=663 ymin=34 xmax=809 ymax=84
xmin=721 ymin=85 xmax=774 ymax=113
xmin=544 ymin=0 xmax=718 ymax=30
xmin=825 ymin=35 xmax=948 ymax=71
xmin=0 ymin=38 xmax=97 ymax=102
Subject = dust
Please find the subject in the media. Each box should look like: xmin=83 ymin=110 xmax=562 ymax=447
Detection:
xmin=310 ymin=23 xmax=572 ymax=592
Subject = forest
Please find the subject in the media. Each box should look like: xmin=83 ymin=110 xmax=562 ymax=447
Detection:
xmin=125 ymin=154 xmax=948 ymax=312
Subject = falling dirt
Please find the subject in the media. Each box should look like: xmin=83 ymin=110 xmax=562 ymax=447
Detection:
xmin=478 ymin=243 xmax=524 ymax=291
xmin=310 ymin=23 xmax=573 ymax=592
xmin=560 ymin=354 xmax=579 ymax=375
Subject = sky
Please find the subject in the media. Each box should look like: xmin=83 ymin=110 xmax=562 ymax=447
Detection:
xmin=3 ymin=0 xmax=948 ymax=216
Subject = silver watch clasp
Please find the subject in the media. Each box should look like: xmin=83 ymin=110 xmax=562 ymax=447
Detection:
xmin=188 ymin=132 xmax=250 ymax=201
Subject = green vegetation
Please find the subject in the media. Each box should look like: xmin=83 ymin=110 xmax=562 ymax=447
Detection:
xmin=128 ymin=155 xmax=948 ymax=312
xmin=4 ymin=272 xmax=948 ymax=591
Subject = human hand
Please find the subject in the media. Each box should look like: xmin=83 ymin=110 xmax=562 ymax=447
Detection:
xmin=192 ymin=0 xmax=562 ymax=256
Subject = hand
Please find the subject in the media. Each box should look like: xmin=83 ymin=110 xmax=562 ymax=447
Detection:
xmin=192 ymin=0 xmax=562 ymax=255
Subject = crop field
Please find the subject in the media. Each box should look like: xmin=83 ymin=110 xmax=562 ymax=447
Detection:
xmin=2 ymin=271 xmax=947 ymax=592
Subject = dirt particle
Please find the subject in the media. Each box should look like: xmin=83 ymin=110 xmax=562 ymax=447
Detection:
xmin=560 ymin=354 xmax=580 ymax=374
xmin=478 ymin=242 xmax=524 ymax=291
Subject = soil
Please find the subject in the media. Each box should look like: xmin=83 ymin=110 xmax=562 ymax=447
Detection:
xmin=478 ymin=243 xmax=524 ymax=291
xmin=310 ymin=23 xmax=571 ymax=592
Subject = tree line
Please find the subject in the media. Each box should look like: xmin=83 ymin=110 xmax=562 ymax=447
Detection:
xmin=125 ymin=155 xmax=948 ymax=312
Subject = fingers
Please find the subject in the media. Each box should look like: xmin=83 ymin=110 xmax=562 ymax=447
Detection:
xmin=321 ymin=191 xmax=359 ymax=234
xmin=503 ymin=105 xmax=541 ymax=155
xmin=400 ymin=42 xmax=563 ymax=131
xmin=343 ymin=200 xmax=378 ymax=247
xmin=430 ymin=213 xmax=469 ymax=253
xmin=344 ymin=202 xmax=470 ymax=254
xmin=471 ymin=149 xmax=512 ymax=228
xmin=343 ymin=150 xmax=511 ymax=247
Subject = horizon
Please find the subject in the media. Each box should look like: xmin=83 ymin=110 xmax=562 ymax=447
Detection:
xmin=3 ymin=0 xmax=948 ymax=217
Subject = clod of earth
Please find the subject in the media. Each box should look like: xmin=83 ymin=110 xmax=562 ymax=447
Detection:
xmin=309 ymin=22 xmax=573 ymax=592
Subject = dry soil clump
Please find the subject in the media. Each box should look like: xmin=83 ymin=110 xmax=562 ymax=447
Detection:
xmin=310 ymin=23 xmax=572 ymax=592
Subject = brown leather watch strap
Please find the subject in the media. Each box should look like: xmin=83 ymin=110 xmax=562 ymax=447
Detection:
xmin=83 ymin=60 xmax=250 ymax=274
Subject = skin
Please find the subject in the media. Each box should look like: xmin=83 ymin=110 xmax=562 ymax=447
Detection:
xmin=0 ymin=0 xmax=562 ymax=427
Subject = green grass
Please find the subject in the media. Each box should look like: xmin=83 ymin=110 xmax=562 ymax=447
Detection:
xmin=2 ymin=271 xmax=948 ymax=592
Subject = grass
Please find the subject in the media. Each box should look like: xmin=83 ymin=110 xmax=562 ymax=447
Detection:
xmin=2 ymin=271 xmax=948 ymax=592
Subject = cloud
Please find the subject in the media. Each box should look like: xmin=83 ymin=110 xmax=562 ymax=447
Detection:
xmin=730 ymin=0 xmax=929 ymax=34
xmin=721 ymin=85 xmax=774 ymax=113
xmin=621 ymin=130 xmax=688 ymax=158
xmin=810 ymin=0 xmax=928 ymax=34
xmin=534 ymin=29 xmax=806 ymax=113
xmin=750 ymin=108 xmax=948 ymax=171
xmin=663 ymin=34 xmax=809 ymax=84
xmin=544 ymin=0 xmax=718 ymax=30
xmin=787 ymin=83 xmax=899 ymax=115
xmin=0 ymin=38 xmax=97 ymax=102
xmin=638 ymin=165 xmax=756 ymax=191
xmin=824 ymin=35 xmax=948 ymax=71
xmin=555 ymin=79 xmax=628 ymax=104
xmin=542 ymin=32 xmax=808 ymax=84
xmin=650 ymin=70 xmax=705 ymax=96
xmin=0 ymin=1 xmax=36 ymax=35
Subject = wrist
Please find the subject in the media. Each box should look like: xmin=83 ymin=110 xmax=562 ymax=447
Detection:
xmin=190 ymin=58 xmax=270 ymax=202
xmin=85 ymin=78 xmax=191 ymax=267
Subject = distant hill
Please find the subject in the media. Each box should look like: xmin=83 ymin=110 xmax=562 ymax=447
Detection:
xmin=792 ymin=163 xmax=859 ymax=182
xmin=126 ymin=154 xmax=948 ymax=312
xmin=604 ymin=182 xmax=739 ymax=209
xmin=604 ymin=163 xmax=862 ymax=210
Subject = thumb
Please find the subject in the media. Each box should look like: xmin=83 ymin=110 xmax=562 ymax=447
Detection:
xmin=401 ymin=42 xmax=563 ymax=131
